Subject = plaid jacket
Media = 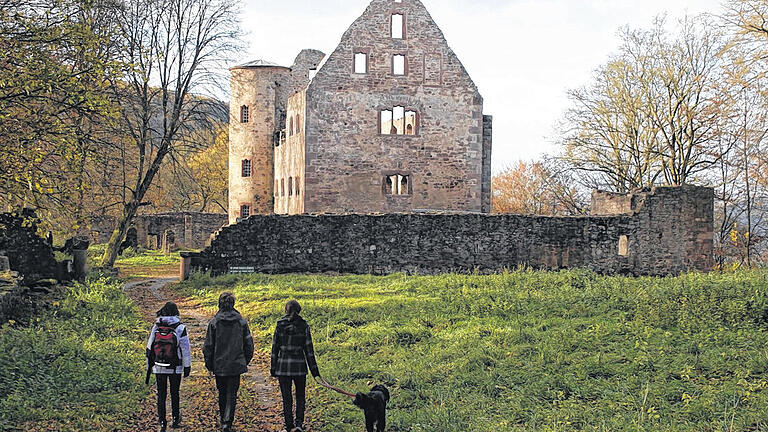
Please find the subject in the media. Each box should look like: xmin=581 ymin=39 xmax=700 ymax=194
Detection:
xmin=270 ymin=314 xmax=320 ymax=377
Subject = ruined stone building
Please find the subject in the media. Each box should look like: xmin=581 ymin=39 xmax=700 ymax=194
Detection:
xmin=229 ymin=0 xmax=492 ymax=224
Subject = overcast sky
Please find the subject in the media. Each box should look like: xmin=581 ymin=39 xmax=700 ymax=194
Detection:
xmin=239 ymin=0 xmax=723 ymax=172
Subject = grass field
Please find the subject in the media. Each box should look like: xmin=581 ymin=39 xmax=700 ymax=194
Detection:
xmin=88 ymin=245 xmax=181 ymax=279
xmin=179 ymin=270 xmax=768 ymax=432
xmin=0 ymin=277 xmax=149 ymax=430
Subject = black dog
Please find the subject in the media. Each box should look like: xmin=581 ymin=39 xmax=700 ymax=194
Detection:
xmin=353 ymin=385 xmax=390 ymax=432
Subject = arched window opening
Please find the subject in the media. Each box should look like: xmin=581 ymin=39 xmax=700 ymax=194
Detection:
xmin=295 ymin=114 xmax=301 ymax=134
xmin=288 ymin=177 xmax=294 ymax=196
xmin=384 ymin=174 xmax=411 ymax=196
xmin=295 ymin=177 xmax=301 ymax=196
xmin=289 ymin=117 xmax=294 ymax=136
xmin=281 ymin=178 xmax=285 ymax=197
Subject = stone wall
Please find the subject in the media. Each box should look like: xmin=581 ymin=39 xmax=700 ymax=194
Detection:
xmin=229 ymin=66 xmax=290 ymax=223
xmin=229 ymin=51 xmax=326 ymax=223
xmin=274 ymin=91 xmax=307 ymax=215
xmin=87 ymin=212 xmax=227 ymax=251
xmin=482 ymin=115 xmax=493 ymax=214
xmin=0 ymin=211 xmax=57 ymax=283
xmin=186 ymin=186 xmax=714 ymax=277
xmin=301 ymin=0 xmax=490 ymax=214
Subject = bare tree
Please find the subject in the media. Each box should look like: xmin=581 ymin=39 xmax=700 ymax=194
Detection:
xmin=100 ymin=0 xmax=240 ymax=267
xmin=560 ymin=16 xmax=727 ymax=192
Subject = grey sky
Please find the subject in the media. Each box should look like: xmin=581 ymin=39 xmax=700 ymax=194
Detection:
xmin=239 ymin=0 xmax=723 ymax=172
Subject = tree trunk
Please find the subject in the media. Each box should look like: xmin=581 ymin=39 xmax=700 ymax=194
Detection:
xmin=101 ymin=201 xmax=139 ymax=268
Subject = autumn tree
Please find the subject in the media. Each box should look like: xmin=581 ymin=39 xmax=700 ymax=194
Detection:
xmin=0 ymin=0 xmax=121 ymax=233
xmin=100 ymin=0 xmax=240 ymax=267
xmin=144 ymin=124 xmax=229 ymax=213
xmin=492 ymin=160 xmax=587 ymax=216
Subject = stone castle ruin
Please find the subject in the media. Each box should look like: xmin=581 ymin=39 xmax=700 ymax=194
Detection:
xmin=229 ymin=0 xmax=492 ymax=223
xmin=183 ymin=0 xmax=715 ymax=278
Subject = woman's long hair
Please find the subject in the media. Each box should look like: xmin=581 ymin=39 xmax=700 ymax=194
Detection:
xmin=156 ymin=301 xmax=180 ymax=317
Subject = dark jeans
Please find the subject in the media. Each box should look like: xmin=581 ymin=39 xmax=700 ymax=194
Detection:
xmin=156 ymin=373 xmax=182 ymax=423
xmin=215 ymin=375 xmax=241 ymax=428
xmin=278 ymin=375 xmax=307 ymax=429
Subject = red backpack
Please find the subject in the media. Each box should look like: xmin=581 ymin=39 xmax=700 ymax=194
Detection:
xmin=151 ymin=325 xmax=181 ymax=368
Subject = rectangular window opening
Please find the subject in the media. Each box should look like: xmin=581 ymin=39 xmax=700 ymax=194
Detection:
xmin=381 ymin=110 xmax=393 ymax=135
xmin=380 ymin=107 xmax=418 ymax=135
xmin=619 ymin=235 xmax=629 ymax=257
xmin=241 ymin=159 xmax=252 ymax=177
xmin=391 ymin=14 xmax=404 ymax=39
xmin=393 ymin=54 xmax=405 ymax=75
xmin=240 ymin=106 xmax=250 ymax=123
xmin=354 ymin=52 xmax=368 ymax=73
xmin=240 ymin=205 xmax=251 ymax=219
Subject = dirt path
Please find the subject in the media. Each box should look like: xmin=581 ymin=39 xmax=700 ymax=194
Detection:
xmin=125 ymin=278 xmax=290 ymax=431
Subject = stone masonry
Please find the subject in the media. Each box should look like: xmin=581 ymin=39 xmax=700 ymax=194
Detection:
xmin=0 ymin=211 xmax=58 ymax=283
xmin=87 ymin=212 xmax=227 ymax=251
xmin=185 ymin=186 xmax=714 ymax=278
xmin=229 ymin=0 xmax=492 ymax=221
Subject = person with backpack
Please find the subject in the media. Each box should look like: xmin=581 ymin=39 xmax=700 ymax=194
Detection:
xmin=271 ymin=299 xmax=321 ymax=432
xmin=146 ymin=302 xmax=191 ymax=432
xmin=203 ymin=292 xmax=255 ymax=432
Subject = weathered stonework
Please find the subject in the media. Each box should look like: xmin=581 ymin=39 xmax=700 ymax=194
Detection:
xmin=229 ymin=0 xmax=492 ymax=218
xmin=0 ymin=211 xmax=57 ymax=283
xmin=185 ymin=186 xmax=714 ymax=278
xmin=87 ymin=212 xmax=227 ymax=251
xmin=229 ymin=51 xmax=325 ymax=224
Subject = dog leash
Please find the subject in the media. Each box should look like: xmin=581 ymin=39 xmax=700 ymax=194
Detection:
xmin=314 ymin=376 xmax=356 ymax=399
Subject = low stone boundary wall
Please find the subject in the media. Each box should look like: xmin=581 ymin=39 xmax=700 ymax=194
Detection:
xmin=184 ymin=186 xmax=714 ymax=278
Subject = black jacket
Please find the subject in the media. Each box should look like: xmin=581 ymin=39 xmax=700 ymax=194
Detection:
xmin=271 ymin=313 xmax=320 ymax=377
xmin=203 ymin=309 xmax=254 ymax=377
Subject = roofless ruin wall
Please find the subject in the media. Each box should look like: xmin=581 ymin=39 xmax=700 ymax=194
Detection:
xmin=185 ymin=186 xmax=713 ymax=277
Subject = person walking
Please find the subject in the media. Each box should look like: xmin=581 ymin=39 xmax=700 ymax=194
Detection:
xmin=146 ymin=302 xmax=191 ymax=432
xmin=271 ymin=300 xmax=321 ymax=432
xmin=203 ymin=292 xmax=255 ymax=432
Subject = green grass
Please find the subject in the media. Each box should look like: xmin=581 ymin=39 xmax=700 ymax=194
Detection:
xmin=87 ymin=245 xmax=181 ymax=279
xmin=178 ymin=270 xmax=768 ymax=432
xmin=0 ymin=277 xmax=149 ymax=430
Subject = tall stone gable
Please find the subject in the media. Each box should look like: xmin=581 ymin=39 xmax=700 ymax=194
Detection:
xmin=303 ymin=0 xmax=491 ymax=214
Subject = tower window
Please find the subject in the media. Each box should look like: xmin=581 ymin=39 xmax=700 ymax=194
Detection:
xmin=241 ymin=159 xmax=252 ymax=177
xmin=380 ymin=106 xmax=418 ymax=135
xmin=289 ymin=177 xmax=294 ymax=196
xmin=393 ymin=54 xmax=405 ymax=75
xmin=391 ymin=14 xmax=404 ymax=39
xmin=295 ymin=177 xmax=300 ymax=196
xmin=295 ymin=114 xmax=301 ymax=134
xmin=240 ymin=105 xmax=250 ymax=123
xmin=281 ymin=178 xmax=285 ymax=197
xmin=275 ymin=180 xmax=279 ymax=197
xmin=240 ymin=204 xmax=251 ymax=219
xmin=354 ymin=52 xmax=368 ymax=74
xmin=289 ymin=117 xmax=294 ymax=136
